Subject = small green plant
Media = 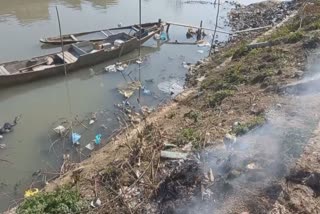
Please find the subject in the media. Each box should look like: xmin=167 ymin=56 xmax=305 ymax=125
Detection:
xmin=232 ymin=116 xmax=265 ymax=136
xmin=17 ymin=187 xmax=88 ymax=214
xmin=208 ymin=90 xmax=234 ymax=108
xmin=287 ymin=31 xmax=304 ymax=43
xmin=175 ymin=128 xmax=202 ymax=149
xmin=184 ymin=110 xmax=200 ymax=123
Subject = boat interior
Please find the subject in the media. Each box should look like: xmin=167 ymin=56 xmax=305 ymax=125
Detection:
xmin=68 ymin=32 xmax=133 ymax=56
xmin=1 ymin=55 xmax=65 ymax=75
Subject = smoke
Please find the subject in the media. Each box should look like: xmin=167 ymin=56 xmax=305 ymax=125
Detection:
xmin=175 ymin=54 xmax=320 ymax=213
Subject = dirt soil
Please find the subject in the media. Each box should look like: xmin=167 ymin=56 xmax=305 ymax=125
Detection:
xmin=11 ymin=0 xmax=320 ymax=214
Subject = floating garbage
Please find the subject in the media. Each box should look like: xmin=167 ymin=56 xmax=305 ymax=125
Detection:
xmin=158 ymin=79 xmax=184 ymax=96
xmin=136 ymin=59 xmax=142 ymax=64
xmin=116 ymin=66 xmax=124 ymax=71
xmin=105 ymin=64 xmax=116 ymax=72
xmin=182 ymin=61 xmax=191 ymax=69
xmin=118 ymin=81 xmax=142 ymax=98
xmin=95 ymin=134 xmax=102 ymax=145
xmin=89 ymin=120 xmax=95 ymax=125
xmin=197 ymin=50 xmax=205 ymax=54
xmin=154 ymin=33 xmax=160 ymax=40
xmin=160 ymin=31 xmax=168 ymax=40
xmin=142 ymin=85 xmax=151 ymax=95
xmin=0 ymin=144 xmax=6 ymax=149
xmin=0 ymin=135 xmax=3 ymax=140
xmin=197 ymin=41 xmax=211 ymax=47
xmin=72 ymin=132 xmax=81 ymax=145
xmin=53 ymin=125 xmax=66 ymax=135
xmin=24 ymin=188 xmax=39 ymax=198
xmin=85 ymin=142 xmax=95 ymax=151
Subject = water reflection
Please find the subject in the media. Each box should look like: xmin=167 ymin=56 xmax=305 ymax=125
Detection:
xmin=0 ymin=0 xmax=119 ymax=24
xmin=0 ymin=0 xmax=51 ymax=24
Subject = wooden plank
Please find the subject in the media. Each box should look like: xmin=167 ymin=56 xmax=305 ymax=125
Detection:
xmin=57 ymin=51 xmax=77 ymax=64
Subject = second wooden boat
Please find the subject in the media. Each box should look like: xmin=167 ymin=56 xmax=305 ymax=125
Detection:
xmin=40 ymin=21 xmax=161 ymax=45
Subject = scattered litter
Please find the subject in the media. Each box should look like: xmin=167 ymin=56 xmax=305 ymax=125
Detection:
xmin=118 ymin=81 xmax=142 ymax=98
xmin=89 ymin=120 xmax=95 ymax=125
xmin=246 ymin=162 xmax=260 ymax=170
xmin=197 ymin=40 xmax=211 ymax=47
xmin=85 ymin=142 xmax=95 ymax=151
xmin=158 ymin=79 xmax=184 ymax=96
xmin=136 ymin=59 xmax=142 ymax=64
xmin=160 ymin=32 xmax=168 ymax=40
xmin=53 ymin=125 xmax=66 ymax=135
xmin=24 ymin=188 xmax=39 ymax=198
xmin=90 ymin=198 xmax=102 ymax=208
xmin=182 ymin=142 xmax=193 ymax=152
xmin=182 ymin=61 xmax=191 ymax=69
xmin=72 ymin=132 xmax=81 ymax=145
xmin=160 ymin=151 xmax=188 ymax=160
xmin=116 ymin=66 xmax=124 ymax=71
xmin=141 ymin=106 xmax=152 ymax=114
xmin=0 ymin=144 xmax=6 ymax=149
xmin=142 ymin=85 xmax=151 ymax=95
xmin=154 ymin=33 xmax=160 ymax=40
xmin=197 ymin=50 xmax=204 ymax=54
xmin=95 ymin=134 xmax=102 ymax=145
xmin=0 ymin=135 xmax=3 ymax=139
xmin=105 ymin=65 xmax=116 ymax=72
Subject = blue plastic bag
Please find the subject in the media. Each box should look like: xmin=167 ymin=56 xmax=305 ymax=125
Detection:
xmin=72 ymin=133 xmax=81 ymax=145
xmin=160 ymin=32 xmax=167 ymax=41
xmin=95 ymin=134 xmax=102 ymax=145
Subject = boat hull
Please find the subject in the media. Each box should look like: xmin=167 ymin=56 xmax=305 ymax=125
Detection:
xmin=0 ymin=31 xmax=158 ymax=88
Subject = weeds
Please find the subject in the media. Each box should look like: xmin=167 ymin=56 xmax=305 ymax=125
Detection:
xmin=17 ymin=187 xmax=88 ymax=214
xmin=208 ymin=90 xmax=234 ymax=108
xmin=232 ymin=116 xmax=265 ymax=136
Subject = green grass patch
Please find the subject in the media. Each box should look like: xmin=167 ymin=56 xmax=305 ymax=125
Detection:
xmin=232 ymin=116 xmax=265 ymax=136
xmin=208 ymin=90 xmax=234 ymax=108
xmin=17 ymin=187 xmax=88 ymax=214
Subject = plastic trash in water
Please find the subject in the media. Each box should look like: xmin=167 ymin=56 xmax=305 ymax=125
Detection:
xmin=142 ymin=85 xmax=151 ymax=95
xmin=160 ymin=32 xmax=168 ymax=41
xmin=197 ymin=50 xmax=204 ymax=54
xmin=105 ymin=65 xmax=116 ymax=72
xmin=95 ymin=134 xmax=102 ymax=145
xmin=72 ymin=132 xmax=81 ymax=145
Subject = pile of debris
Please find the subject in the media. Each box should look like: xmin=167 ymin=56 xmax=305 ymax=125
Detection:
xmin=229 ymin=1 xmax=297 ymax=31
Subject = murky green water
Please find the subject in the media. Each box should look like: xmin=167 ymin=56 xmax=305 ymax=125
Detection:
xmin=0 ymin=0 xmax=239 ymax=211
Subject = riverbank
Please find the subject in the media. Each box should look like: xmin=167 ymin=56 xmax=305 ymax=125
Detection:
xmin=11 ymin=0 xmax=320 ymax=213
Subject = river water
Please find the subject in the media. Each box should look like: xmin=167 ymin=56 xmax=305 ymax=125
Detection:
xmin=0 ymin=0 xmax=240 ymax=211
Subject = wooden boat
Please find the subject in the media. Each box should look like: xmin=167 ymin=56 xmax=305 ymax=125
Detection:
xmin=0 ymin=23 xmax=161 ymax=87
xmin=40 ymin=21 xmax=161 ymax=45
